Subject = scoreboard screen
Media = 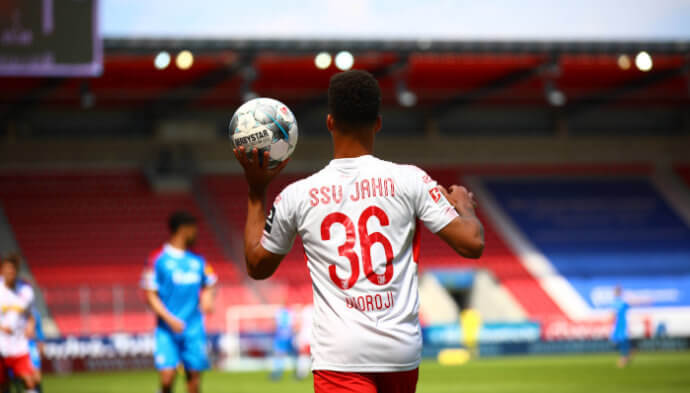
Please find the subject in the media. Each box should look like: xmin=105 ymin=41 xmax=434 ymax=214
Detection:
xmin=0 ymin=0 xmax=101 ymax=77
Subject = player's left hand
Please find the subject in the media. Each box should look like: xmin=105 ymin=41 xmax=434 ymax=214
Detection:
xmin=441 ymin=185 xmax=477 ymax=210
xmin=233 ymin=146 xmax=289 ymax=197
xmin=201 ymin=302 xmax=214 ymax=314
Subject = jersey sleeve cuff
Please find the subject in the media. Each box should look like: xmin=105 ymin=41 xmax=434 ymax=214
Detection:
xmin=140 ymin=272 xmax=158 ymax=291
xmin=260 ymin=234 xmax=292 ymax=255
xmin=428 ymin=206 xmax=460 ymax=234
xmin=140 ymin=282 xmax=158 ymax=291
xmin=205 ymin=275 xmax=218 ymax=287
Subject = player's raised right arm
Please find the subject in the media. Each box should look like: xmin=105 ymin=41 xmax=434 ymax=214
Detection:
xmin=244 ymin=193 xmax=285 ymax=279
xmin=436 ymin=185 xmax=485 ymax=259
xmin=234 ymin=147 xmax=290 ymax=280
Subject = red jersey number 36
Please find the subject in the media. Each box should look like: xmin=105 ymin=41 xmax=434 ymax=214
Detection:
xmin=320 ymin=206 xmax=394 ymax=290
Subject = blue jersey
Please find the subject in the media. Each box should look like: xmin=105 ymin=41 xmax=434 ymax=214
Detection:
xmin=611 ymin=297 xmax=629 ymax=342
xmin=142 ymin=244 xmax=217 ymax=333
xmin=275 ymin=307 xmax=293 ymax=341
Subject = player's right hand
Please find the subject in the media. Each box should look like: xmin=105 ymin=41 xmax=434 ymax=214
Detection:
xmin=233 ymin=146 xmax=289 ymax=197
xmin=0 ymin=325 xmax=12 ymax=334
xmin=167 ymin=317 xmax=186 ymax=333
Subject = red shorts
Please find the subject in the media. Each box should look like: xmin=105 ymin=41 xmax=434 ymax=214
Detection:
xmin=299 ymin=344 xmax=311 ymax=356
xmin=0 ymin=354 xmax=35 ymax=384
xmin=314 ymin=368 xmax=419 ymax=393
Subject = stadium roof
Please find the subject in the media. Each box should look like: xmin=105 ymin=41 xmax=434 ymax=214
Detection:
xmin=105 ymin=38 xmax=690 ymax=55
xmin=2 ymin=39 xmax=688 ymax=115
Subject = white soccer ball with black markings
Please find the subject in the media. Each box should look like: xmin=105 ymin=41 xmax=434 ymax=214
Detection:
xmin=229 ymin=97 xmax=298 ymax=169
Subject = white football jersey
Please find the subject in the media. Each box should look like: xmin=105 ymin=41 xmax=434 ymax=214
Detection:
xmin=295 ymin=304 xmax=313 ymax=351
xmin=0 ymin=280 xmax=35 ymax=357
xmin=261 ymin=155 xmax=458 ymax=372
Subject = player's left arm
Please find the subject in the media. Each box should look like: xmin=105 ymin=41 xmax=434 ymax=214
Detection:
xmin=234 ymin=147 xmax=290 ymax=280
xmin=437 ymin=185 xmax=484 ymax=258
xmin=200 ymin=286 xmax=216 ymax=314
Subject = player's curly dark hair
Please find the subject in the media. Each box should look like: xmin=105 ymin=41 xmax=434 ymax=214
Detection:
xmin=328 ymin=70 xmax=381 ymax=131
xmin=168 ymin=211 xmax=197 ymax=234
xmin=1 ymin=252 xmax=21 ymax=268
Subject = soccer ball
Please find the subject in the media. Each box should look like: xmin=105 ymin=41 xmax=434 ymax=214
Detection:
xmin=229 ymin=97 xmax=298 ymax=168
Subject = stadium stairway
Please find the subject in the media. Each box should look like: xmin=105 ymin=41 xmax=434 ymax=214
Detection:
xmin=0 ymin=203 xmax=58 ymax=336
xmin=203 ymin=173 xmax=313 ymax=306
xmin=670 ymin=164 xmax=690 ymax=223
xmin=423 ymin=169 xmax=568 ymax=321
xmin=188 ymin=170 xmax=266 ymax=330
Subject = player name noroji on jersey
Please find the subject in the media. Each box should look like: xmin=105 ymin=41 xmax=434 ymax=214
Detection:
xmin=345 ymin=290 xmax=395 ymax=313
xmin=309 ymin=177 xmax=396 ymax=206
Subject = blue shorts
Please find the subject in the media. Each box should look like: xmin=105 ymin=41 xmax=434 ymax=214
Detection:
xmin=273 ymin=336 xmax=293 ymax=355
xmin=28 ymin=340 xmax=41 ymax=369
xmin=154 ymin=328 xmax=210 ymax=371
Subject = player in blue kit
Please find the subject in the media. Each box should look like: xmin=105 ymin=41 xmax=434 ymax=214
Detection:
xmin=142 ymin=211 xmax=217 ymax=393
xmin=610 ymin=286 xmax=630 ymax=368
xmin=271 ymin=303 xmax=294 ymax=380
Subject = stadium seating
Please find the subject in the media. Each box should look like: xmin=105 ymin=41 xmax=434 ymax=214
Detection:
xmin=483 ymin=176 xmax=690 ymax=310
xmin=0 ymin=171 xmax=243 ymax=335
xmin=7 ymin=165 xmax=683 ymax=335
xmin=419 ymin=169 xmax=567 ymax=320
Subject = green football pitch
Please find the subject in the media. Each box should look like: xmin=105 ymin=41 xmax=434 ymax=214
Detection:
xmin=44 ymin=352 xmax=690 ymax=393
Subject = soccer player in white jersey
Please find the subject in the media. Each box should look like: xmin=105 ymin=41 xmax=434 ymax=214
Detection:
xmin=0 ymin=253 xmax=39 ymax=393
xmin=234 ymin=70 xmax=484 ymax=393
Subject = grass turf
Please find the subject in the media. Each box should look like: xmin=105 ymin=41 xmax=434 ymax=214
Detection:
xmin=44 ymin=351 xmax=690 ymax=393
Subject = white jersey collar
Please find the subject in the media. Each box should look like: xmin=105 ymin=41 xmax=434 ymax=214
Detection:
xmin=327 ymin=154 xmax=374 ymax=169
xmin=163 ymin=243 xmax=186 ymax=259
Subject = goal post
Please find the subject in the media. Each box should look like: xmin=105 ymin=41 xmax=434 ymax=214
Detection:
xmin=223 ymin=303 xmax=304 ymax=371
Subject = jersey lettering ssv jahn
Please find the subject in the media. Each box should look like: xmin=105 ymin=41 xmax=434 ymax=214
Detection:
xmin=261 ymin=155 xmax=459 ymax=372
